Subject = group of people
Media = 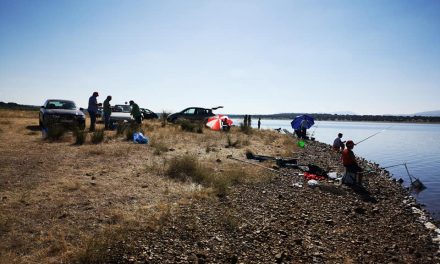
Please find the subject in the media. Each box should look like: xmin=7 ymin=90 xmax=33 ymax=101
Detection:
xmin=332 ymin=133 xmax=364 ymax=186
xmin=87 ymin=91 xmax=142 ymax=131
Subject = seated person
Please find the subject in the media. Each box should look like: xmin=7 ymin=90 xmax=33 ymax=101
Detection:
xmin=222 ymin=118 xmax=231 ymax=131
xmin=333 ymin=133 xmax=346 ymax=151
xmin=342 ymin=140 xmax=363 ymax=185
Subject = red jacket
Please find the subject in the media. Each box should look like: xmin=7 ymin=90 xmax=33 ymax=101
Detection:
xmin=342 ymin=149 xmax=357 ymax=166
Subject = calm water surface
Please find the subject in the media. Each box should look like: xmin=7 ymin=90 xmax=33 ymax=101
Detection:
xmin=235 ymin=119 xmax=440 ymax=220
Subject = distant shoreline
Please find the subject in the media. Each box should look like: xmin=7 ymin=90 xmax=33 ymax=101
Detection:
xmin=1 ymin=102 xmax=439 ymax=123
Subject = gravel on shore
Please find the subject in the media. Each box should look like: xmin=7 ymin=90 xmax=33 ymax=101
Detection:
xmin=104 ymin=140 xmax=440 ymax=263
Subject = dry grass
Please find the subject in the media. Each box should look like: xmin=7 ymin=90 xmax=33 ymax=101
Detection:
xmin=0 ymin=112 xmax=290 ymax=263
xmin=0 ymin=109 xmax=38 ymax=118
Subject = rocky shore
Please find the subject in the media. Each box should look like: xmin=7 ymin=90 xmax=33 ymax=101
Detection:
xmin=104 ymin=140 xmax=440 ymax=263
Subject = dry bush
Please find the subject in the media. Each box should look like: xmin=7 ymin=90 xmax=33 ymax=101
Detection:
xmin=72 ymin=226 xmax=127 ymax=264
xmin=239 ymin=122 xmax=253 ymax=135
xmin=91 ymin=129 xmax=105 ymax=144
xmin=165 ymin=155 xmax=208 ymax=183
xmin=45 ymin=125 xmax=66 ymax=141
xmin=160 ymin=111 xmax=170 ymax=127
xmin=150 ymin=138 xmax=169 ymax=155
xmin=179 ymin=120 xmax=203 ymax=133
xmin=74 ymin=129 xmax=87 ymax=145
xmin=226 ymin=135 xmax=240 ymax=148
xmin=125 ymin=124 xmax=143 ymax=141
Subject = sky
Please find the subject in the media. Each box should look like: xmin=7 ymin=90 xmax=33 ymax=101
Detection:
xmin=0 ymin=0 xmax=439 ymax=115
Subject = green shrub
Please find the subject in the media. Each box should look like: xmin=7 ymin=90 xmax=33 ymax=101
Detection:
xmin=74 ymin=129 xmax=87 ymax=145
xmin=91 ymin=129 xmax=105 ymax=144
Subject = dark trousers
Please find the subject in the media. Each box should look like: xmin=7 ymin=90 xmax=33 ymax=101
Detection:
xmin=134 ymin=116 xmax=142 ymax=125
xmin=301 ymin=128 xmax=307 ymax=139
xmin=104 ymin=112 xmax=111 ymax=129
xmin=345 ymin=164 xmax=363 ymax=173
xmin=89 ymin=111 xmax=96 ymax=131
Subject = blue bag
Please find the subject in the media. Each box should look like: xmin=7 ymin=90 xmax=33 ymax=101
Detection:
xmin=133 ymin=132 xmax=149 ymax=144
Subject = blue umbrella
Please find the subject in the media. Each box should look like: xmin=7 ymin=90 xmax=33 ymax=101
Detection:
xmin=291 ymin=115 xmax=314 ymax=130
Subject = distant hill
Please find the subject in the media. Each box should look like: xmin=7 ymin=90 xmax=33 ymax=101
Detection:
xmin=413 ymin=110 xmax=440 ymax=117
xmin=0 ymin=102 xmax=39 ymax=111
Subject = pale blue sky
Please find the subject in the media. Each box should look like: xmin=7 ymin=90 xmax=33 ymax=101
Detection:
xmin=1 ymin=0 xmax=439 ymax=115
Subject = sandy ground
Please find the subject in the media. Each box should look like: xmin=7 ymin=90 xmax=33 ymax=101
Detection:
xmin=0 ymin=110 xmax=438 ymax=263
xmin=0 ymin=110 xmax=288 ymax=263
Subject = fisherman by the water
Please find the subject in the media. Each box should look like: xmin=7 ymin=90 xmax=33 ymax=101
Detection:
xmin=342 ymin=140 xmax=364 ymax=185
xmin=333 ymin=133 xmax=345 ymax=151
xmin=300 ymin=117 xmax=309 ymax=139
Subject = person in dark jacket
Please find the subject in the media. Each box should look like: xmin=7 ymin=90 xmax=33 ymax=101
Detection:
xmin=129 ymin=100 xmax=142 ymax=125
xmin=103 ymin=95 xmax=112 ymax=129
xmin=87 ymin=92 xmax=101 ymax=131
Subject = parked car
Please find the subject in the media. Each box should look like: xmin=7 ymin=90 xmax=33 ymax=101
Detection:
xmin=167 ymin=106 xmax=223 ymax=123
xmin=96 ymin=106 xmax=103 ymax=119
xmin=109 ymin=104 xmax=133 ymax=123
xmin=140 ymin=108 xmax=158 ymax=120
xmin=39 ymin=99 xmax=86 ymax=130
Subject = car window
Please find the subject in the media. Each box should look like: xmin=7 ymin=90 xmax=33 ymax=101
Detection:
xmin=114 ymin=105 xmax=131 ymax=112
xmin=46 ymin=100 xmax=76 ymax=110
xmin=183 ymin=108 xmax=196 ymax=115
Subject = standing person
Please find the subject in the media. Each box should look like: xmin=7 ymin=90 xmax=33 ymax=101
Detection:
xmin=300 ymin=117 xmax=309 ymax=139
xmin=248 ymin=115 xmax=252 ymax=127
xmin=342 ymin=140 xmax=364 ymax=185
xmin=129 ymin=100 xmax=142 ymax=125
xmin=258 ymin=118 xmax=261 ymax=129
xmin=87 ymin=91 xmax=101 ymax=131
xmin=103 ymin=95 xmax=112 ymax=130
xmin=333 ymin=133 xmax=345 ymax=151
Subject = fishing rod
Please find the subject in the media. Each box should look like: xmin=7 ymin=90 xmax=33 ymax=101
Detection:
xmin=382 ymin=162 xmax=410 ymax=169
xmin=310 ymin=123 xmax=319 ymax=138
xmin=355 ymin=125 xmax=393 ymax=145
xmin=227 ymin=155 xmax=281 ymax=173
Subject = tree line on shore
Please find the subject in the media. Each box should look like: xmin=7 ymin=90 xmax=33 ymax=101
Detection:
xmin=2 ymin=101 xmax=440 ymax=123
xmin=228 ymin=113 xmax=440 ymax=123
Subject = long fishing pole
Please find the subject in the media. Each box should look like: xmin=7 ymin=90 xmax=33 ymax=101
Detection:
xmin=227 ymin=155 xmax=280 ymax=173
xmin=355 ymin=125 xmax=393 ymax=145
xmin=310 ymin=123 xmax=319 ymax=138
xmin=382 ymin=162 xmax=410 ymax=169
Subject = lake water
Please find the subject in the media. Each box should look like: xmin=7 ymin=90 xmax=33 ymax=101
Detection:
xmin=235 ymin=119 xmax=440 ymax=220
